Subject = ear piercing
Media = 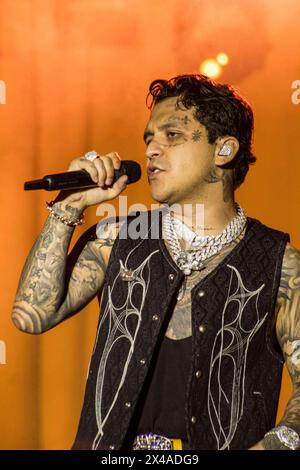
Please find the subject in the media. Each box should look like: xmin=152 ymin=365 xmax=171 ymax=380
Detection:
xmin=218 ymin=144 xmax=232 ymax=156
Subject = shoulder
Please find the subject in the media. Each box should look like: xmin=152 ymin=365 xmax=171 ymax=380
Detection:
xmin=282 ymin=243 xmax=300 ymax=268
xmin=279 ymin=243 xmax=300 ymax=298
xmin=247 ymin=217 xmax=290 ymax=241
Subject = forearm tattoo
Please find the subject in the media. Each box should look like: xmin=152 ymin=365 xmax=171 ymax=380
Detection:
xmin=12 ymin=207 xmax=115 ymax=333
xmin=12 ymin=211 xmax=74 ymax=331
xmin=273 ymin=244 xmax=300 ymax=440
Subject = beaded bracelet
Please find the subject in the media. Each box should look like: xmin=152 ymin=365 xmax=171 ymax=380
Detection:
xmin=46 ymin=201 xmax=85 ymax=227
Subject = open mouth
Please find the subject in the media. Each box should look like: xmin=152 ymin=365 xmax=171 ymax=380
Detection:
xmin=147 ymin=166 xmax=165 ymax=177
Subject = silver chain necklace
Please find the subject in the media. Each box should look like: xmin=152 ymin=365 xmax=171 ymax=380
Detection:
xmin=163 ymin=203 xmax=247 ymax=276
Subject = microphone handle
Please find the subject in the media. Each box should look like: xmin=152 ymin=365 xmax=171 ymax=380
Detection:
xmin=24 ymin=166 xmax=129 ymax=191
xmin=46 ymin=170 xmax=99 ymax=191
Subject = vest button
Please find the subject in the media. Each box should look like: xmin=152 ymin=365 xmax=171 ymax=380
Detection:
xmin=198 ymin=324 xmax=206 ymax=333
xmin=196 ymin=370 xmax=202 ymax=379
xmin=152 ymin=314 xmax=159 ymax=321
xmin=198 ymin=290 xmax=205 ymax=298
xmin=191 ymin=416 xmax=197 ymax=424
xmin=168 ymin=273 xmax=175 ymax=282
xmin=140 ymin=358 xmax=146 ymax=365
xmin=109 ymin=445 xmax=115 ymax=450
xmin=125 ymin=402 xmax=132 ymax=408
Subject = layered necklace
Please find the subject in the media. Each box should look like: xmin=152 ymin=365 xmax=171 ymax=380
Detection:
xmin=162 ymin=203 xmax=247 ymax=277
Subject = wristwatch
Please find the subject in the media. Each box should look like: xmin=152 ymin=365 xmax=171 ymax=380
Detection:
xmin=263 ymin=425 xmax=300 ymax=450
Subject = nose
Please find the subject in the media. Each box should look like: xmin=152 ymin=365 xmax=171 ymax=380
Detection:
xmin=145 ymin=139 xmax=163 ymax=160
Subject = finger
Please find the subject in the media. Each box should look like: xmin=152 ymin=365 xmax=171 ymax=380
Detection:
xmin=116 ymin=173 xmax=128 ymax=185
xmin=68 ymin=158 xmax=99 ymax=183
xmin=101 ymin=174 xmax=128 ymax=201
xmin=106 ymin=151 xmax=122 ymax=170
xmin=111 ymin=174 xmax=128 ymax=194
xmin=96 ymin=155 xmax=115 ymax=186
xmin=91 ymin=157 xmax=107 ymax=187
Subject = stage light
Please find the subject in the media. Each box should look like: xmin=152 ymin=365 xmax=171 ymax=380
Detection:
xmin=199 ymin=59 xmax=222 ymax=79
xmin=216 ymin=53 xmax=229 ymax=66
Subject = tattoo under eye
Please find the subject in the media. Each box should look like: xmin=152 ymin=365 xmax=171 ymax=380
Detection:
xmin=192 ymin=129 xmax=201 ymax=142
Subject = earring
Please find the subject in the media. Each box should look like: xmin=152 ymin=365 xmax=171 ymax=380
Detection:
xmin=218 ymin=144 xmax=232 ymax=156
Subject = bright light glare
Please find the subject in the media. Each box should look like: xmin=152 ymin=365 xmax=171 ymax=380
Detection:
xmin=216 ymin=53 xmax=229 ymax=66
xmin=199 ymin=59 xmax=222 ymax=79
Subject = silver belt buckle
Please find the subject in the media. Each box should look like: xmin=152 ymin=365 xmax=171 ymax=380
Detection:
xmin=133 ymin=433 xmax=173 ymax=450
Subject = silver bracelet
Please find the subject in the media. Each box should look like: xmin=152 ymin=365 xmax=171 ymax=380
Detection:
xmin=46 ymin=201 xmax=85 ymax=227
xmin=263 ymin=425 xmax=300 ymax=450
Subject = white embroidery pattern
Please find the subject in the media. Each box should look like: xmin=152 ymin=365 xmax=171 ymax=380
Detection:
xmin=207 ymin=264 xmax=268 ymax=450
xmin=92 ymin=246 xmax=159 ymax=449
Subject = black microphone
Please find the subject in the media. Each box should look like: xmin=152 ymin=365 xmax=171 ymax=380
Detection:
xmin=24 ymin=160 xmax=141 ymax=191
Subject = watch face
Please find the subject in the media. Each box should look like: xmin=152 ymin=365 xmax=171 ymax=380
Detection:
xmin=278 ymin=426 xmax=300 ymax=450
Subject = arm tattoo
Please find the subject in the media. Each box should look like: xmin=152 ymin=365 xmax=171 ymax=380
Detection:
xmin=12 ymin=208 xmax=120 ymax=333
xmin=55 ymin=239 xmax=107 ymax=322
xmin=12 ymin=211 xmax=75 ymax=333
xmin=274 ymin=244 xmax=300 ymax=437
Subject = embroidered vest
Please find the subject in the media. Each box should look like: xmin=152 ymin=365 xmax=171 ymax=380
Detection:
xmin=72 ymin=212 xmax=289 ymax=450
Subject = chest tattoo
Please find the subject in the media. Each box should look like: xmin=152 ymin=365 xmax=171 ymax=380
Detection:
xmin=165 ymin=234 xmax=245 ymax=340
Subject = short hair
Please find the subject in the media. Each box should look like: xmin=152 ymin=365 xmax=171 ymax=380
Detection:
xmin=147 ymin=74 xmax=256 ymax=189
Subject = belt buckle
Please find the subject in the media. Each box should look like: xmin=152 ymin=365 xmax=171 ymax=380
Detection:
xmin=133 ymin=433 xmax=173 ymax=450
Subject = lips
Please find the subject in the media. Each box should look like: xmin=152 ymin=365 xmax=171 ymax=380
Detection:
xmin=147 ymin=165 xmax=165 ymax=178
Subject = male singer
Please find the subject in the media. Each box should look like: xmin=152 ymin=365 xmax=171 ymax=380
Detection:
xmin=12 ymin=75 xmax=300 ymax=450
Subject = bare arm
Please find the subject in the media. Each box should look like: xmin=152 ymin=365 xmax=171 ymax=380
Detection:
xmin=250 ymin=243 xmax=300 ymax=450
xmin=12 ymin=203 xmax=108 ymax=333
xmin=12 ymin=151 xmax=127 ymax=334
xmin=269 ymin=243 xmax=300 ymax=448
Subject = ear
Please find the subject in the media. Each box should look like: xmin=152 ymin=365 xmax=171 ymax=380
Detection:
xmin=214 ymin=137 xmax=240 ymax=167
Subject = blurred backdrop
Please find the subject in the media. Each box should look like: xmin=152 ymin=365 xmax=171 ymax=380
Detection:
xmin=0 ymin=0 xmax=299 ymax=449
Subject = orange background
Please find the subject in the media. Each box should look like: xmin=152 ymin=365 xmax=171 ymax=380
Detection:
xmin=0 ymin=0 xmax=299 ymax=449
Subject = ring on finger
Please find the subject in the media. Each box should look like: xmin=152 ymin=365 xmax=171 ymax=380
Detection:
xmin=84 ymin=150 xmax=100 ymax=162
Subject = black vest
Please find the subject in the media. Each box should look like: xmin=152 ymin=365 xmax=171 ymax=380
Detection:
xmin=72 ymin=212 xmax=289 ymax=450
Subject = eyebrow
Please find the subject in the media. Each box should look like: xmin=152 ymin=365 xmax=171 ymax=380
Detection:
xmin=143 ymin=121 xmax=185 ymax=143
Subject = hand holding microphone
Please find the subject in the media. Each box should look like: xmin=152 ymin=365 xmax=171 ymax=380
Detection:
xmin=24 ymin=151 xmax=141 ymax=211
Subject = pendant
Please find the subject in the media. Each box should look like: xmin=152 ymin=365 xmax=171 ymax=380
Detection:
xmin=177 ymin=276 xmax=187 ymax=301
xmin=120 ymin=266 xmax=137 ymax=282
xmin=176 ymin=263 xmax=206 ymax=301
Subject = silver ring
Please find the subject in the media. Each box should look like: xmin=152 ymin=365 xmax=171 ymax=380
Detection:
xmin=84 ymin=150 xmax=100 ymax=162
